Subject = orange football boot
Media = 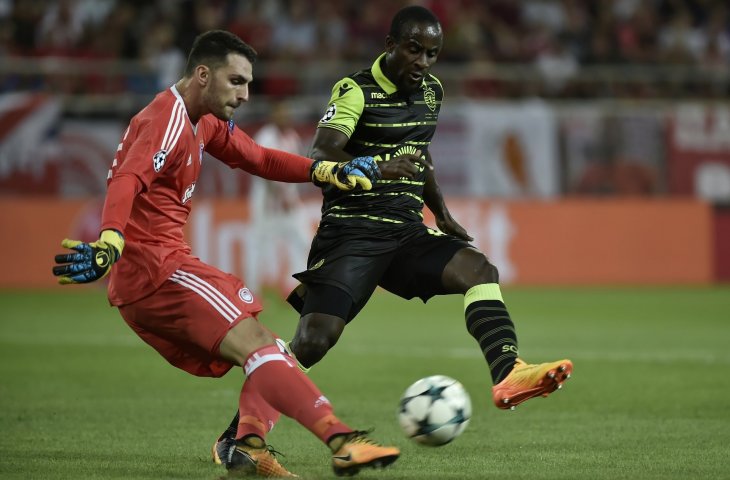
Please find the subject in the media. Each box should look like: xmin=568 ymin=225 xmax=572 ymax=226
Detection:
xmin=492 ymin=358 xmax=573 ymax=410
xmin=330 ymin=431 xmax=400 ymax=477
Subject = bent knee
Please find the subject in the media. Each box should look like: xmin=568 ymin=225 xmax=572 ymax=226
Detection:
xmin=291 ymin=314 xmax=344 ymax=367
xmin=444 ymin=248 xmax=501 ymax=293
xmin=293 ymin=336 xmax=330 ymax=366
xmin=219 ymin=317 xmax=275 ymax=365
xmin=458 ymin=250 xmax=499 ymax=284
xmin=474 ymin=255 xmax=499 ymax=283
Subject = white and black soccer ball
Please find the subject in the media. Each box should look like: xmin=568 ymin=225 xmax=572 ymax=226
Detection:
xmin=397 ymin=375 xmax=472 ymax=446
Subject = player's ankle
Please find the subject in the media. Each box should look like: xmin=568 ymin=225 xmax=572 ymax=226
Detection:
xmin=239 ymin=434 xmax=265 ymax=448
xmin=326 ymin=432 xmax=350 ymax=452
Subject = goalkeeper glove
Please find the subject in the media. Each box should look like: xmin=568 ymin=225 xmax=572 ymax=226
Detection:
xmin=53 ymin=229 xmax=125 ymax=285
xmin=310 ymin=156 xmax=381 ymax=191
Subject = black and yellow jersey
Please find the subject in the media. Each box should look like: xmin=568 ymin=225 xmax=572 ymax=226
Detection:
xmin=316 ymin=52 xmax=443 ymax=225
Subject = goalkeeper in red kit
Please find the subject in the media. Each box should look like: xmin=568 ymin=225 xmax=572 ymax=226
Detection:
xmin=52 ymin=30 xmax=398 ymax=478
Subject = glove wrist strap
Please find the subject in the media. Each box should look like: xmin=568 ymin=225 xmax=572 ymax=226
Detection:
xmin=100 ymin=229 xmax=125 ymax=259
xmin=311 ymin=160 xmax=338 ymax=186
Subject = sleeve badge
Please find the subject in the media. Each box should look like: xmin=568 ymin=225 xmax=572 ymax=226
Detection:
xmin=320 ymin=104 xmax=336 ymax=123
xmin=153 ymin=149 xmax=167 ymax=172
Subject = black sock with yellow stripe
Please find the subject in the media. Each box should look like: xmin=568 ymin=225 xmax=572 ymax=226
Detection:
xmin=464 ymin=284 xmax=518 ymax=385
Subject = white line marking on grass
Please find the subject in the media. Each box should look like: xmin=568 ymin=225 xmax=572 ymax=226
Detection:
xmin=338 ymin=345 xmax=730 ymax=365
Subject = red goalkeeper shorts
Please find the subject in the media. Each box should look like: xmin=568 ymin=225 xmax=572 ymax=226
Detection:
xmin=118 ymin=258 xmax=263 ymax=377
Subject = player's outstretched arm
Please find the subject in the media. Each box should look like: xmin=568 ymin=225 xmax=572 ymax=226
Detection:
xmin=52 ymin=230 xmax=125 ymax=284
xmin=310 ymin=156 xmax=381 ymax=191
xmin=308 ymin=125 xmax=381 ymax=190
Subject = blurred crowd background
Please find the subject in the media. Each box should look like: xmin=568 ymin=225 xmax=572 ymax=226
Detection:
xmin=2 ymin=0 xmax=729 ymax=286
xmin=3 ymin=1 xmax=730 ymax=200
xmin=3 ymin=0 xmax=728 ymax=200
xmin=2 ymin=0 xmax=730 ymax=98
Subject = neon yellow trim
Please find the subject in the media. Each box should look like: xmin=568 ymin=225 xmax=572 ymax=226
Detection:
xmin=325 ymin=213 xmax=404 ymax=223
xmin=351 ymin=139 xmax=402 ymax=148
xmin=318 ymin=123 xmax=353 ymax=137
xmin=351 ymin=139 xmax=431 ymax=148
xmin=343 ymin=191 xmax=423 ymax=202
xmin=372 ymin=53 xmax=398 ymax=94
xmin=377 ymin=179 xmax=425 ymax=186
xmin=364 ymin=102 xmax=408 ymax=107
xmin=464 ymin=284 xmax=503 ymax=312
xmin=362 ymin=121 xmax=438 ymax=127
xmin=330 ymin=191 xmax=422 ymax=201
xmin=429 ymin=74 xmax=444 ymax=90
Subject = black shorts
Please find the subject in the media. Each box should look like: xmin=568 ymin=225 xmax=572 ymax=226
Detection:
xmin=288 ymin=222 xmax=471 ymax=322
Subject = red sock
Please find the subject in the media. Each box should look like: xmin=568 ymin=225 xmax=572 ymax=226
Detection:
xmin=236 ymin=335 xmax=284 ymax=439
xmin=237 ymin=379 xmax=281 ymax=439
xmin=242 ymin=344 xmax=351 ymax=443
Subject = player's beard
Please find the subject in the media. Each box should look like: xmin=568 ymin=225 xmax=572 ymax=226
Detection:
xmin=204 ymin=83 xmax=234 ymax=121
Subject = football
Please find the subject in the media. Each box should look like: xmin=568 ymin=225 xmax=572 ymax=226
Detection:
xmin=397 ymin=375 xmax=472 ymax=446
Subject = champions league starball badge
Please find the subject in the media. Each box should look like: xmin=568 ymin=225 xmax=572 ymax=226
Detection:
xmin=152 ymin=149 xmax=167 ymax=172
xmin=320 ymin=104 xmax=336 ymax=123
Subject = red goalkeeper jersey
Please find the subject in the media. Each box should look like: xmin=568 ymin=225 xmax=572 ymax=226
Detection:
xmin=102 ymin=86 xmax=312 ymax=306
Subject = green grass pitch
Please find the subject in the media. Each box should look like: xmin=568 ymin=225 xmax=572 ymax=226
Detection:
xmin=1 ymin=286 xmax=729 ymax=479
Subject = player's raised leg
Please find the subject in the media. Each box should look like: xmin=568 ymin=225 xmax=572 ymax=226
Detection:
xmin=443 ymin=248 xmax=573 ymax=409
xmin=463 ymin=283 xmax=573 ymax=408
xmin=463 ymin=283 xmax=573 ymax=409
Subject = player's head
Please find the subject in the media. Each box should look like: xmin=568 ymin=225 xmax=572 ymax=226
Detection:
xmin=185 ymin=30 xmax=258 ymax=120
xmin=384 ymin=6 xmax=442 ymax=94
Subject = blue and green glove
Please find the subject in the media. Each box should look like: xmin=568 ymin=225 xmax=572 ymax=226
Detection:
xmin=311 ymin=156 xmax=381 ymax=190
xmin=53 ymin=229 xmax=125 ymax=285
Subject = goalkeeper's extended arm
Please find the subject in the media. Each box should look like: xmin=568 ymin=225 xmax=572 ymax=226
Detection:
xmin=310 ymin=156 xmax=381 ymax=191
xmin=52 ymin=229 xmax=125 ymax=285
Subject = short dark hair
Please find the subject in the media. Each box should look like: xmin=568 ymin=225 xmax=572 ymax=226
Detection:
xmin=388 ymin=6 xmax=441 ymax=41
xmin=184 ymin=30 xmax=257 ymax=76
